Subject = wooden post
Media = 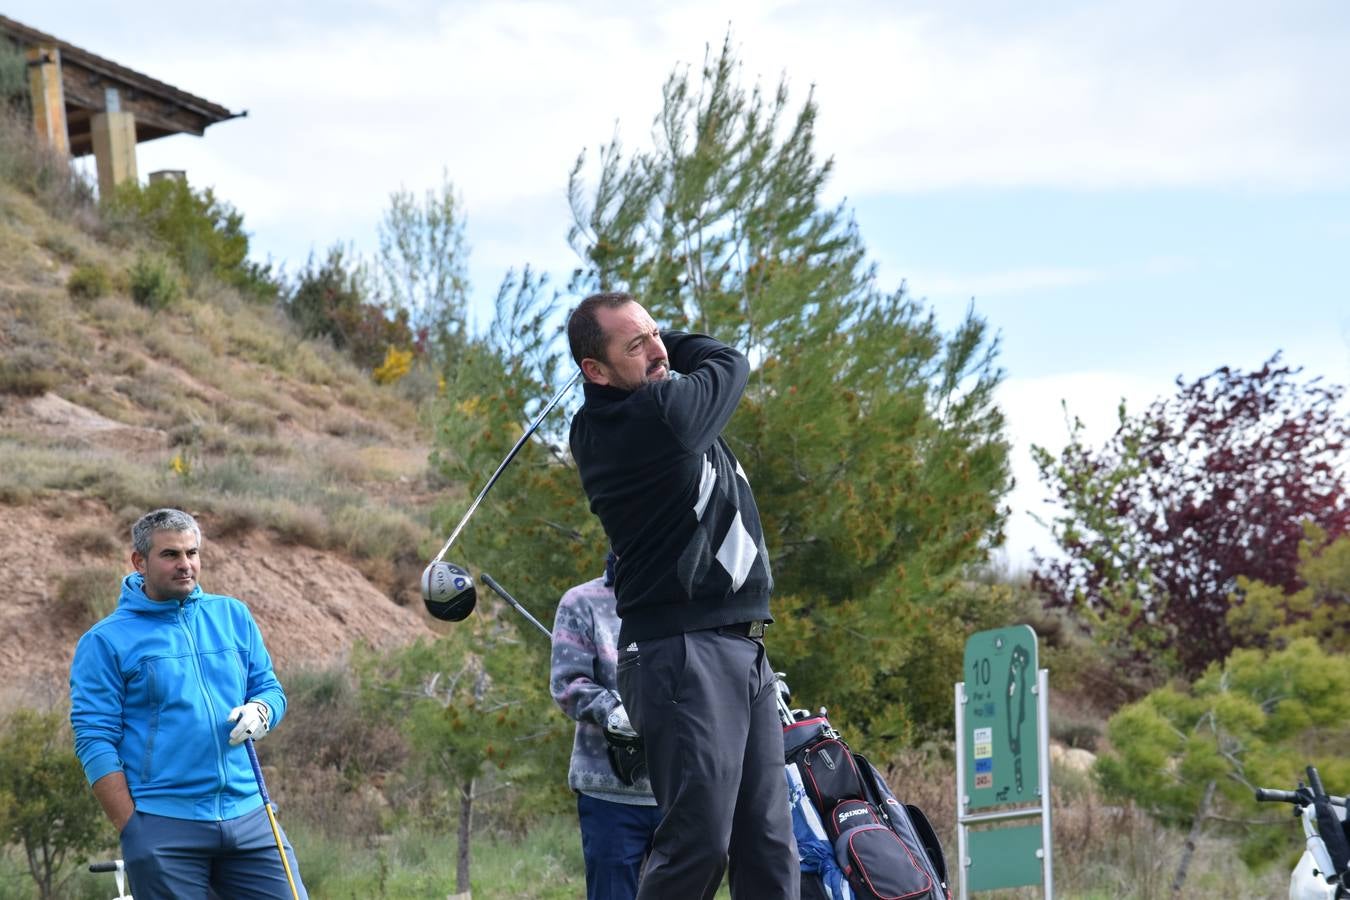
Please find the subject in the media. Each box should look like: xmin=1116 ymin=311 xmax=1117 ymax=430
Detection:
xmin=26 ymin=45 xmax=69 ymax=155
xmin=91 ymin=88 xmax=137 ymax=198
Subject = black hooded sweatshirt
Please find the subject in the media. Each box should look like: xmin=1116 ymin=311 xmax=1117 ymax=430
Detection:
xmin=569 ymin=331 xmax=774 ymax=645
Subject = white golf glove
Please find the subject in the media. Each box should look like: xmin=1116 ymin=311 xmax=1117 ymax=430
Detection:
xmin=227 ymin=701 xmax=271 ymax=745
xmin=605 ymin=703 xmax=637 ymax=738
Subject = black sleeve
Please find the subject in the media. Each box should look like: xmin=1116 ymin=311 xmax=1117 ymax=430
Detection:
xmin=655 ymin=331 xmax=750 ymax=453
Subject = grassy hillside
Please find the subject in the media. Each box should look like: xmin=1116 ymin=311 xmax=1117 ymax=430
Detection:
xmin=0 ymin=141 xmax=442 ymax=698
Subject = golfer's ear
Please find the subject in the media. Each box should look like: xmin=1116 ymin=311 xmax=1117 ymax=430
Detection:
xmin=130 ymin=550 xmax=146 ymax=575
xmin=581 ymin=357 xmax=609 ymax=385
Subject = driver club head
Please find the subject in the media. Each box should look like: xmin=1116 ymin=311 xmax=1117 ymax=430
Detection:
xmin=421 ymin=561 xmax=477 ymax=621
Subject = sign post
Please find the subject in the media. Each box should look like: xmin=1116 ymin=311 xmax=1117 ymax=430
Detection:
xmin=955 ymin=625 xmax=1053 ymax=897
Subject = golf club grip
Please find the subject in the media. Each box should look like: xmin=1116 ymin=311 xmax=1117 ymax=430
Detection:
xmin=245 ymin=739 xmax=273 ymax=807
xmin=88 ymin=861 xmax=119 ymax=873
xmin=1254 ymin=788 xmax=1299 ymax=803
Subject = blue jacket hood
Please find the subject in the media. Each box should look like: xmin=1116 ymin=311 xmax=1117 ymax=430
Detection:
xmin=118 ymin=572 xmax=203 ymax=614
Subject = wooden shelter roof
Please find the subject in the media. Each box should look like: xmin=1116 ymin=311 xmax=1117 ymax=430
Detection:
xmin=0 ymin=15 xmax=243 ymax=156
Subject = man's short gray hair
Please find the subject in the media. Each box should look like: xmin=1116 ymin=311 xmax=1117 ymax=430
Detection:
xmin=131 ymin=508 xmax=202 ymax=557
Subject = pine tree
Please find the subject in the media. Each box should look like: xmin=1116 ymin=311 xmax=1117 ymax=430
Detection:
xmin=564 ymin=34 xmax=1011 ymax=741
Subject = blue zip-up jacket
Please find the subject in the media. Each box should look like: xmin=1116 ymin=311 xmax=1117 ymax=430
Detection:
xmin=70 ymin=573 xmax=287 ymax=821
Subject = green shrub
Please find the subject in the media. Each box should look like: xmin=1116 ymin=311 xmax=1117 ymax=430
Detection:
xmin=0 ymin=358 xmax=58 ymax=396
xmin=38 ymin=232 xmax=80 ymax=264
xmin=66 ymin=263 xmax=109 ymax=300
xmin=103 ymin=177 xmax=276 ymax=300
xmin=286 ymin=245 xmax=416 ymax=370
xmin=128 ymin=254 xmax=182 ymax=309
xmin=0 ymin=709 xmax=112 ymax=899
xmin=0 ymin=41 xmax=27 ymax=107
xmin=220 ymin=401 xmax=278 ymax=436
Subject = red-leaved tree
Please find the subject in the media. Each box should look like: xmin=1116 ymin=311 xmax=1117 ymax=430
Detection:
xmin=1031 ymin=355 xmax=1349 ymax=676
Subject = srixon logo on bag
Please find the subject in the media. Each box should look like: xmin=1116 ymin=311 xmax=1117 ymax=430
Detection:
xmin=829 ymin=799 xmax=882 ymax=841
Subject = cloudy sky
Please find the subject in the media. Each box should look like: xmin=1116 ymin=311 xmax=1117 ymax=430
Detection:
xmin=14 ymin=1 xmax=1350 ymax=565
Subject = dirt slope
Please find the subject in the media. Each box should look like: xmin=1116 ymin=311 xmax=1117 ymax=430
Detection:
xmin=0 ymin=180 xmax=440 ymax=709
xmin=0 ymin=497 xmax=433 ymax=702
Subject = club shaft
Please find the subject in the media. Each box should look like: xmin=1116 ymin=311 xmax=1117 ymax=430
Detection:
xmin=432 ymin=371 xmax=582 ymax=564
xmin=481 ymin=573 xmax=552 ymax=639
xmin=246 ymin=740 xmax=301 ymax=900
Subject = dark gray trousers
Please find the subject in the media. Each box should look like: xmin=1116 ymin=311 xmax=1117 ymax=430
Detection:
xmin=618 ymin=628 xmax=799 ymax=900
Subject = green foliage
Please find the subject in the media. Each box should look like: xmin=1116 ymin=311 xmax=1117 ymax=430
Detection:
xmin=1096 ymin=639 xmax=1350 ymax=869
xmin=103 ymin=177 xmax=276 ymax=299
xmin=1230 ymin=525 xmax=1350 ymax=654
xmin=1031 ymin=406 xmax=1175 ymax=671
xmin=37 ymin=232 xmax=80 ymax=265
xmin=0 ymin=41 xmax=27 ymax=110
xmin=65 ymin=263 xmax=109 ymax=300
xmin=565 ymin=34 xmax=1011 ymax=744
xmin=0 ymin=355 xmax=59 ymax=396
xmin=355 ymin=618 xmax=568 ymax=893
xmin=262 ymin=666 xmax=408 ymax=791
xmin=271 ymin=814 xmax=586 ymax=899
xmin=286 ymin=244 xmax=416 ymax=371
xmin=377 ymin=171 xmax=470 ymax=358
xmin=128 ymin=253 xmax=182 ymax=309
xmin=0 ymin=709 xmax=110 ymax=900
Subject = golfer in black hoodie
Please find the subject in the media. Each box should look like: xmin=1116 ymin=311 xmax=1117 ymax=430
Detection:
xmin=567 ymin=292 xmax=798 ymax=900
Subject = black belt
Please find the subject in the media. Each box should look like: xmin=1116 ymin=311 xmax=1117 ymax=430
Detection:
xmin=718 ymin=620 xmax=766 ymax=638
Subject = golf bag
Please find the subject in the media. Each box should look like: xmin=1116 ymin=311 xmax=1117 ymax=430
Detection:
xmin=783 ymin=710 xmax=950 ymax=900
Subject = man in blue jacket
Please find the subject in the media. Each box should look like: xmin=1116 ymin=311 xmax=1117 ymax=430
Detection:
xmin=567 ymin=293 xmax=798 ymax=900
xmin=70 ymin=508 xmax=307 ymax=899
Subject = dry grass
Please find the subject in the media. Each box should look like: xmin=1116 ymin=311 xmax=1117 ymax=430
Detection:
xmin=68 ymin=525 xmax=120 ymax=557
xmin=0 ymin=109 xmax=97 ymax=223
xmin=877 ymin=747 xmax=1290 ymax=899
xmin=55 ymin=564 xmax=124 ymax=626
xmin=0 ymin=156 xmax=435 ymax=576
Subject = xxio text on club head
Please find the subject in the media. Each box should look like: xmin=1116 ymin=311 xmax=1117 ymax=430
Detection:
xmin=421 ymin=562 xmax=477 ymax=621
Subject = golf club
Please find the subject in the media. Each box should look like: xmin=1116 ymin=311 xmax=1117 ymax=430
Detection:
xmin=245 ymin=739 xmax=301 ymax=900
xmin=421 ymin=370 xmax=582 ymax=621
xmin=480 ymin=572 xmax=552 ymax=638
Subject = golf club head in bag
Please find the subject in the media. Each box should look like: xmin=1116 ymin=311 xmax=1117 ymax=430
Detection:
xmin=422 ymin=562 xmax=477 ymax=621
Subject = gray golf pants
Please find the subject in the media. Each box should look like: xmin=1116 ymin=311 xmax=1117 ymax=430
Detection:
xmin=119 ymin=804 xmax=307 ymax=899
xmin=618 ymin=626 xmax=799 ymax=900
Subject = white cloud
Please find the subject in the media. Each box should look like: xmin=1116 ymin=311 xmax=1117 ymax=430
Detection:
xmin=28 ymin=0 xmax=1346 ymax=259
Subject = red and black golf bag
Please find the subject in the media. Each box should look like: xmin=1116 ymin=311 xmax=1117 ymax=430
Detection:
xmin=780 ymin=689 xmax=950 ymax=900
